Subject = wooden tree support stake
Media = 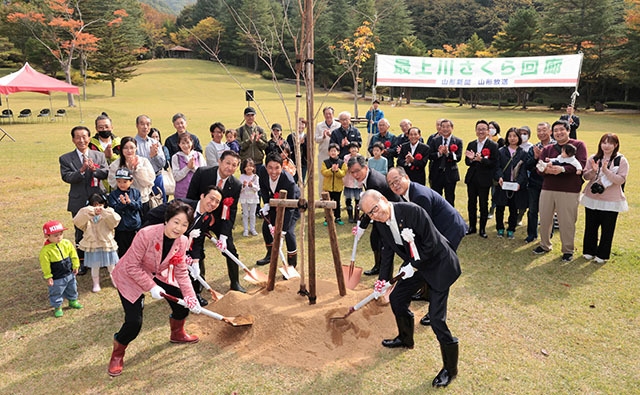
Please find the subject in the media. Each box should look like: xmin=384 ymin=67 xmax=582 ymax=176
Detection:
xmin=321 ymin=192 xmax=347 ymax=296
xmin=267 ymin=190 xmax=288 ymax=291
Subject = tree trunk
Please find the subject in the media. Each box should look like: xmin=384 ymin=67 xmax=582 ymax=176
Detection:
xmin=498 ymin=90 xmax=502 ymax=110
xmin=406 ymin=87 xmax=413 ymax=104
xmin=458 ymin=89 xmax=463 ymax=106
xmin=65 ymin=63 xmax=75 ymax=107
xmin=353 ymin=74 xmax=359 ymax=118
xmin=111 ymin=80 xmax=116 ymax=97
xmin=253 ymin=53 xmax=258 ymax=72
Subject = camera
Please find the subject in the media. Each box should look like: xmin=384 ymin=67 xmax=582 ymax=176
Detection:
xmin=590 ymin=182 xmax=605 ymax=194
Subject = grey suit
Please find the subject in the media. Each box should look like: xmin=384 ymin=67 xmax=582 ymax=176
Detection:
xmin=59 ymin=150 xmax=108 ymax=215
xmin=59 ymin=149 xmax=108 ymax=264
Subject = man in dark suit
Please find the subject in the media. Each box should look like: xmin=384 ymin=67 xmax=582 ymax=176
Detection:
xmin=143 ymin=186 xmax=223 ymax=305
xmin=329 ymin=111 xmax=362 ymax=159
xmin=348 ymin=155 xmax=401 ymax=277
xmin=360 ymin=190 xmax=461 ymax=388
xmin=396 ymin=127 xmax=430 ymax=185
xmin=559 ymin=104 xmax=580 ymax=139
xmin=387 ymin=166 xmax=467 ymax=326
xmin=255 ymin=153 xmax=301 ymax=268
xmin=59 ymin=125 xmax=108 ymax=275
xmin=185 ymin=150 xmax=245 ymax=292
xmin=464 ymin=120 xmax=499 ymax=238
xmin=428 ymin=119 xmax=463 ymax=207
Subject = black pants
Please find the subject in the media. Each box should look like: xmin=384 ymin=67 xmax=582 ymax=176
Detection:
xmin=115 ymin=230 xmax=136 ymax=258
xmin=328 ymin=191 xmax=342 ymax=220
xmin=431 ymin=180 xmax=457 ymax=208
xmin=389 ymin=273 xmax=454 ymax=344
xmin=496 ymin=200 xmax=518 ymax=232
xmin=114 ymin=278 xmax=189 ymax=346
xmin=467 ymin=183 xmax=490 ymax=231
xmin=209 ymin=227 xmax=240 ymax=284
xmin=262 ymin=216 xmax=297 ymax=254
xmin=583 ymin=207 xmax=619 ymax=260
xmin=527 ymin=187 xmax=542 ymax=239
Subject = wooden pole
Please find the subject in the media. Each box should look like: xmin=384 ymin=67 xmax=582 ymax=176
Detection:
xmin=266 ymin=190 xmax=287 ymax=291
xmin=321 ymin=192 xmax=347 ymax=296
xmin=304 ymin=0 xmax=316 ymax=305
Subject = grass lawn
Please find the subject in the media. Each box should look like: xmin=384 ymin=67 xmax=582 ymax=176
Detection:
xmin=0 ymin=58 xmax=639 ymax=394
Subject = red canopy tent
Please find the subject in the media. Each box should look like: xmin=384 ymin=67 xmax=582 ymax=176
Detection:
xmin=0 ymin=62 xmax=81 ymax=129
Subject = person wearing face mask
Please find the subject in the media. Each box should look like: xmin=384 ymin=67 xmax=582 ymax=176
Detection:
xmin=89 ymin=113 xmax=121 ymax=191
xmin=515 ymin=126 xmax=533 ymax=226
xmin=487 ymin=121 xmax=504 ymax=219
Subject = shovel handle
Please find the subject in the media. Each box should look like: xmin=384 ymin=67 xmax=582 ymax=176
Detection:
xmin=161 ymin=293 xmax=225 ymax=321
xmin=206 ymin=233 xmax=250 ymax=271
xmin=351 ymin=235 xmax=359 ymax=262
xmin=187 ymin=265 xmax=212 ymax=291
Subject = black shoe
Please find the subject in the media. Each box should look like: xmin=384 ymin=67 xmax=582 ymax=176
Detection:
xmin=381 ymin=337 xmax=414 ymax=349
xmin=561 ymin=253 xmax=573 ymax=262
xmin=230 ymin=282 xmax=247 ymax=293
xmin=77 ymin=264 xmax=88 ymax=276
xmin=479 ymin=230 xmax=488 ymax=238
xmin=364 ymin=267 xmax=379 ymax=276
xmin=420 ymin=313 xmax=431 ymax=326
xmin=196 ymin=293 xmax=208 ymax=307
xmin=533 ymin=246 xmax=549 ymax=255
xmin=524 ymin=236 xmax=536 ymax=243
xmin=432 ymin=340 xmax=459 ymax=387
xmin=256 ymin=247 xmax=272 ymax=266
xmin=465 ymin=228 xmax=476 ymax=235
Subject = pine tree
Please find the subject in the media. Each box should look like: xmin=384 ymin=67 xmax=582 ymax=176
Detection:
xmin=90 ymin=26 xmax=139 ymax=97
xmin=493 ymin=8 xmax=543 ymax=57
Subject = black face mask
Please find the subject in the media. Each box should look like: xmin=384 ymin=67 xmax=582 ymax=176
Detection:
xmin=98 ymin=130 xmax=111 ymax=139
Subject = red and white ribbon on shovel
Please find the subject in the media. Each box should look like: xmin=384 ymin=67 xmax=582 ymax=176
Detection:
xmin=401 ymin=228 xmax=420 ymax=261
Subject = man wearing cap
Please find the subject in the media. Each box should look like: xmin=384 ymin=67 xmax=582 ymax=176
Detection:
xmin=60 ymin=125 xmax=109 ymax=275
xmin=165 ymin=113 xmax=203 ymax=161
xmin=365 ymin=100 xmax=384 ymax=135
xmin=238 ymin=107 xmax=268 ymax=172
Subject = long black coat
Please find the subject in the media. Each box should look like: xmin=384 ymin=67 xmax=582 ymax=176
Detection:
xmin=493 ymin=146 xmax=528 ymax=208
xmin=375 ymin=202 xmax=461 ymax=292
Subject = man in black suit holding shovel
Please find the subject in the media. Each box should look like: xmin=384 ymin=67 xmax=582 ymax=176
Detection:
xmin=359 ymin=189 xmax=461 ymax=388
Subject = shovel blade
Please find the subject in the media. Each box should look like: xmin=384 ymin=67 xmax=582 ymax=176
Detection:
xmin=243 ymin=268 xmax=268 ymax=285
xmin=227 ymin=314 xmax=254 ymax=327
xmin=279 ymin=265 xmax=300 ymax=280
xmin=208 ymin=288 xmax=224 ymax=302
xmin=341 ymin=264 xmax=363 ymax=290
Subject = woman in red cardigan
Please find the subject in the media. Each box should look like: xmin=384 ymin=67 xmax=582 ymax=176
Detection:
xmin=108 ymin=200 xmax=199 ymax=377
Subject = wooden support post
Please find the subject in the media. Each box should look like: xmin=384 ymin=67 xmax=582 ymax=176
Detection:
xmin=266 ymin=190 xmax=287 ymax=291
xmin=321 ymin=192 xmax=347 ymax=296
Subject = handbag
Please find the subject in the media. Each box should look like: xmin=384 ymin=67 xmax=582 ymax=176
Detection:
xmin=148 ymin=190 xmax=163 ymax=208
xmin=162 ymin=168 xmax=176 ymax=196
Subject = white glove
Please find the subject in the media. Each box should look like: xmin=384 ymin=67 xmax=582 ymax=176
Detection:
xmin=398 ymin=264 xmax=416 ymax=279
xmin=260 ymin=204 xmax=270 ymax=216
xmin=189 ymin=228 xmax=201 ymax=240
xmin=216 ymin=234 xmax=228 ymax=252
xmin=353 ymin=225 xmax=366 ymax=240
xmin=149 ymin=285 xmax=166 ymax=300
xmin=189 ymin=259 xmax=200 ymax=278
xmin=184 ymin=295 xmax=201 ymax=314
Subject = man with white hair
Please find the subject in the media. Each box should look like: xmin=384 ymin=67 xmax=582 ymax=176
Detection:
xmin=315 ymin=106 xmax=341 ymax=193
xmin=330 ymin=111 xmax=362 ymax=159
xmin=359 ymin=189 xmax=461 ymax=388
xmin=368 ymin=118 xmax=396 ymax=169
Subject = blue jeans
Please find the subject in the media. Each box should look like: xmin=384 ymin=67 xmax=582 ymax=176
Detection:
xmin=48 ymin=273 xmax=78 ymax=308
xmin=527 ymin=186 xmax=541 ymax=240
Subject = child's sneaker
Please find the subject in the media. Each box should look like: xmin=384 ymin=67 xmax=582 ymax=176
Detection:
xmin=92 ymin=283 xmax=101 ymax=293
xmin=68 ymin=299 xmax=83 ymax=309
xmin=335 ymin=218 xmax=344 ymax=225
xmin=250 ymin=229 xmax=258 ymax=236
xmin=54 ymin=307 xmax=63 ymax=318
xmin=243 ymin=230 xmax=249 ymax=237
xmin=497 ymin=229 xmax=504 ymax=238
xmin=507 ymin=230 xmax=515 ymax=239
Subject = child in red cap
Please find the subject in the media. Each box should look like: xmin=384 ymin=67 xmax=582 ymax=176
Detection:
xmin=39 ymin=221 xmax=83 ymax=317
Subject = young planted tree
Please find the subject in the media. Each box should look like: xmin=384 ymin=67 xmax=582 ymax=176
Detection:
xmin=7 ymin=0 xmax=125 ymax=106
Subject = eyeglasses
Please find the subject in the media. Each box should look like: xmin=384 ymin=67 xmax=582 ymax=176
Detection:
xmin=388 ymin=177 xmax=403 ymax=189
xmin=366 ymin=204 xmax=379 ymax=217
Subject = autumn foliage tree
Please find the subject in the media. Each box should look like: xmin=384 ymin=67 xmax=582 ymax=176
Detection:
xmin=330 ymin=21 xmax=377 ymax=117
xmin=7 ymin=0 xmax=126 ymax=106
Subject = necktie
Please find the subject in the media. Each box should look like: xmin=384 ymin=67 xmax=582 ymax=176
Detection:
xmin=217 ymin=179 xmax=224 ymax=188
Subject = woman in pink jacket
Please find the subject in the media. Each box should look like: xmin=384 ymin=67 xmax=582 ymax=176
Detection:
xmin=108 ymin=200 xmax=199 ymax=377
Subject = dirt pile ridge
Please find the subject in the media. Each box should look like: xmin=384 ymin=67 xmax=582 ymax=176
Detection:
xmin=187 ymin=279 xmax=406 ymax=370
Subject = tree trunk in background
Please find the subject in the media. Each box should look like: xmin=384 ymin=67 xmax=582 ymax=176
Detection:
xmin=111 ymin=80 xmax=116 ymax=97
xmin=65 ymin=63 xmax=75 ymax=107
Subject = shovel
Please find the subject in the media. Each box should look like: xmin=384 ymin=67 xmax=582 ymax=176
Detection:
xmin=342 ymin=223 xmax=363 ymax=290
xmin=277 ymin=232 xmax=300 ymax=280
xmin=161 ymin=292 xmax=254 ymax=327
xmin=187 ymin=264 xmax=224 ymax=302
xmin=205 ymin=233 xmax=268 ymax=286
xmin=330 ymin=272 xmax=405 ymax=321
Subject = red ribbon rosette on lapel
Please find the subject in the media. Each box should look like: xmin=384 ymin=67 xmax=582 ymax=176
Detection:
xmin=273 ymin=192 xmax=280 ymax=199
xmin=481 ymin=148 xmax=490 ymax=158
xmin=166 ymin=253 xmax=185 ymax=286
xmin=384 ymin=141 xmax=391 ymax=148
xmin=450 ymin=144 xmax=458 ymax=152
xmin=221 ymin=197 xmax=234 ymax=220
xmin=415 ymin=153 xmax=423 ymax=161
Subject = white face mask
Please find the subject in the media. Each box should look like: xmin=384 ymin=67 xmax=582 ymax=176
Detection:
xmin=489 ymin=128 xmax=497 ymax=136
xmin=521 ymin=134 xmax=529 ymax=143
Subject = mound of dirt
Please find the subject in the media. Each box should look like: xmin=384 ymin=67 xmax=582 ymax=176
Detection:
xmin=187 ymin=279 xmax=407 ymax=370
